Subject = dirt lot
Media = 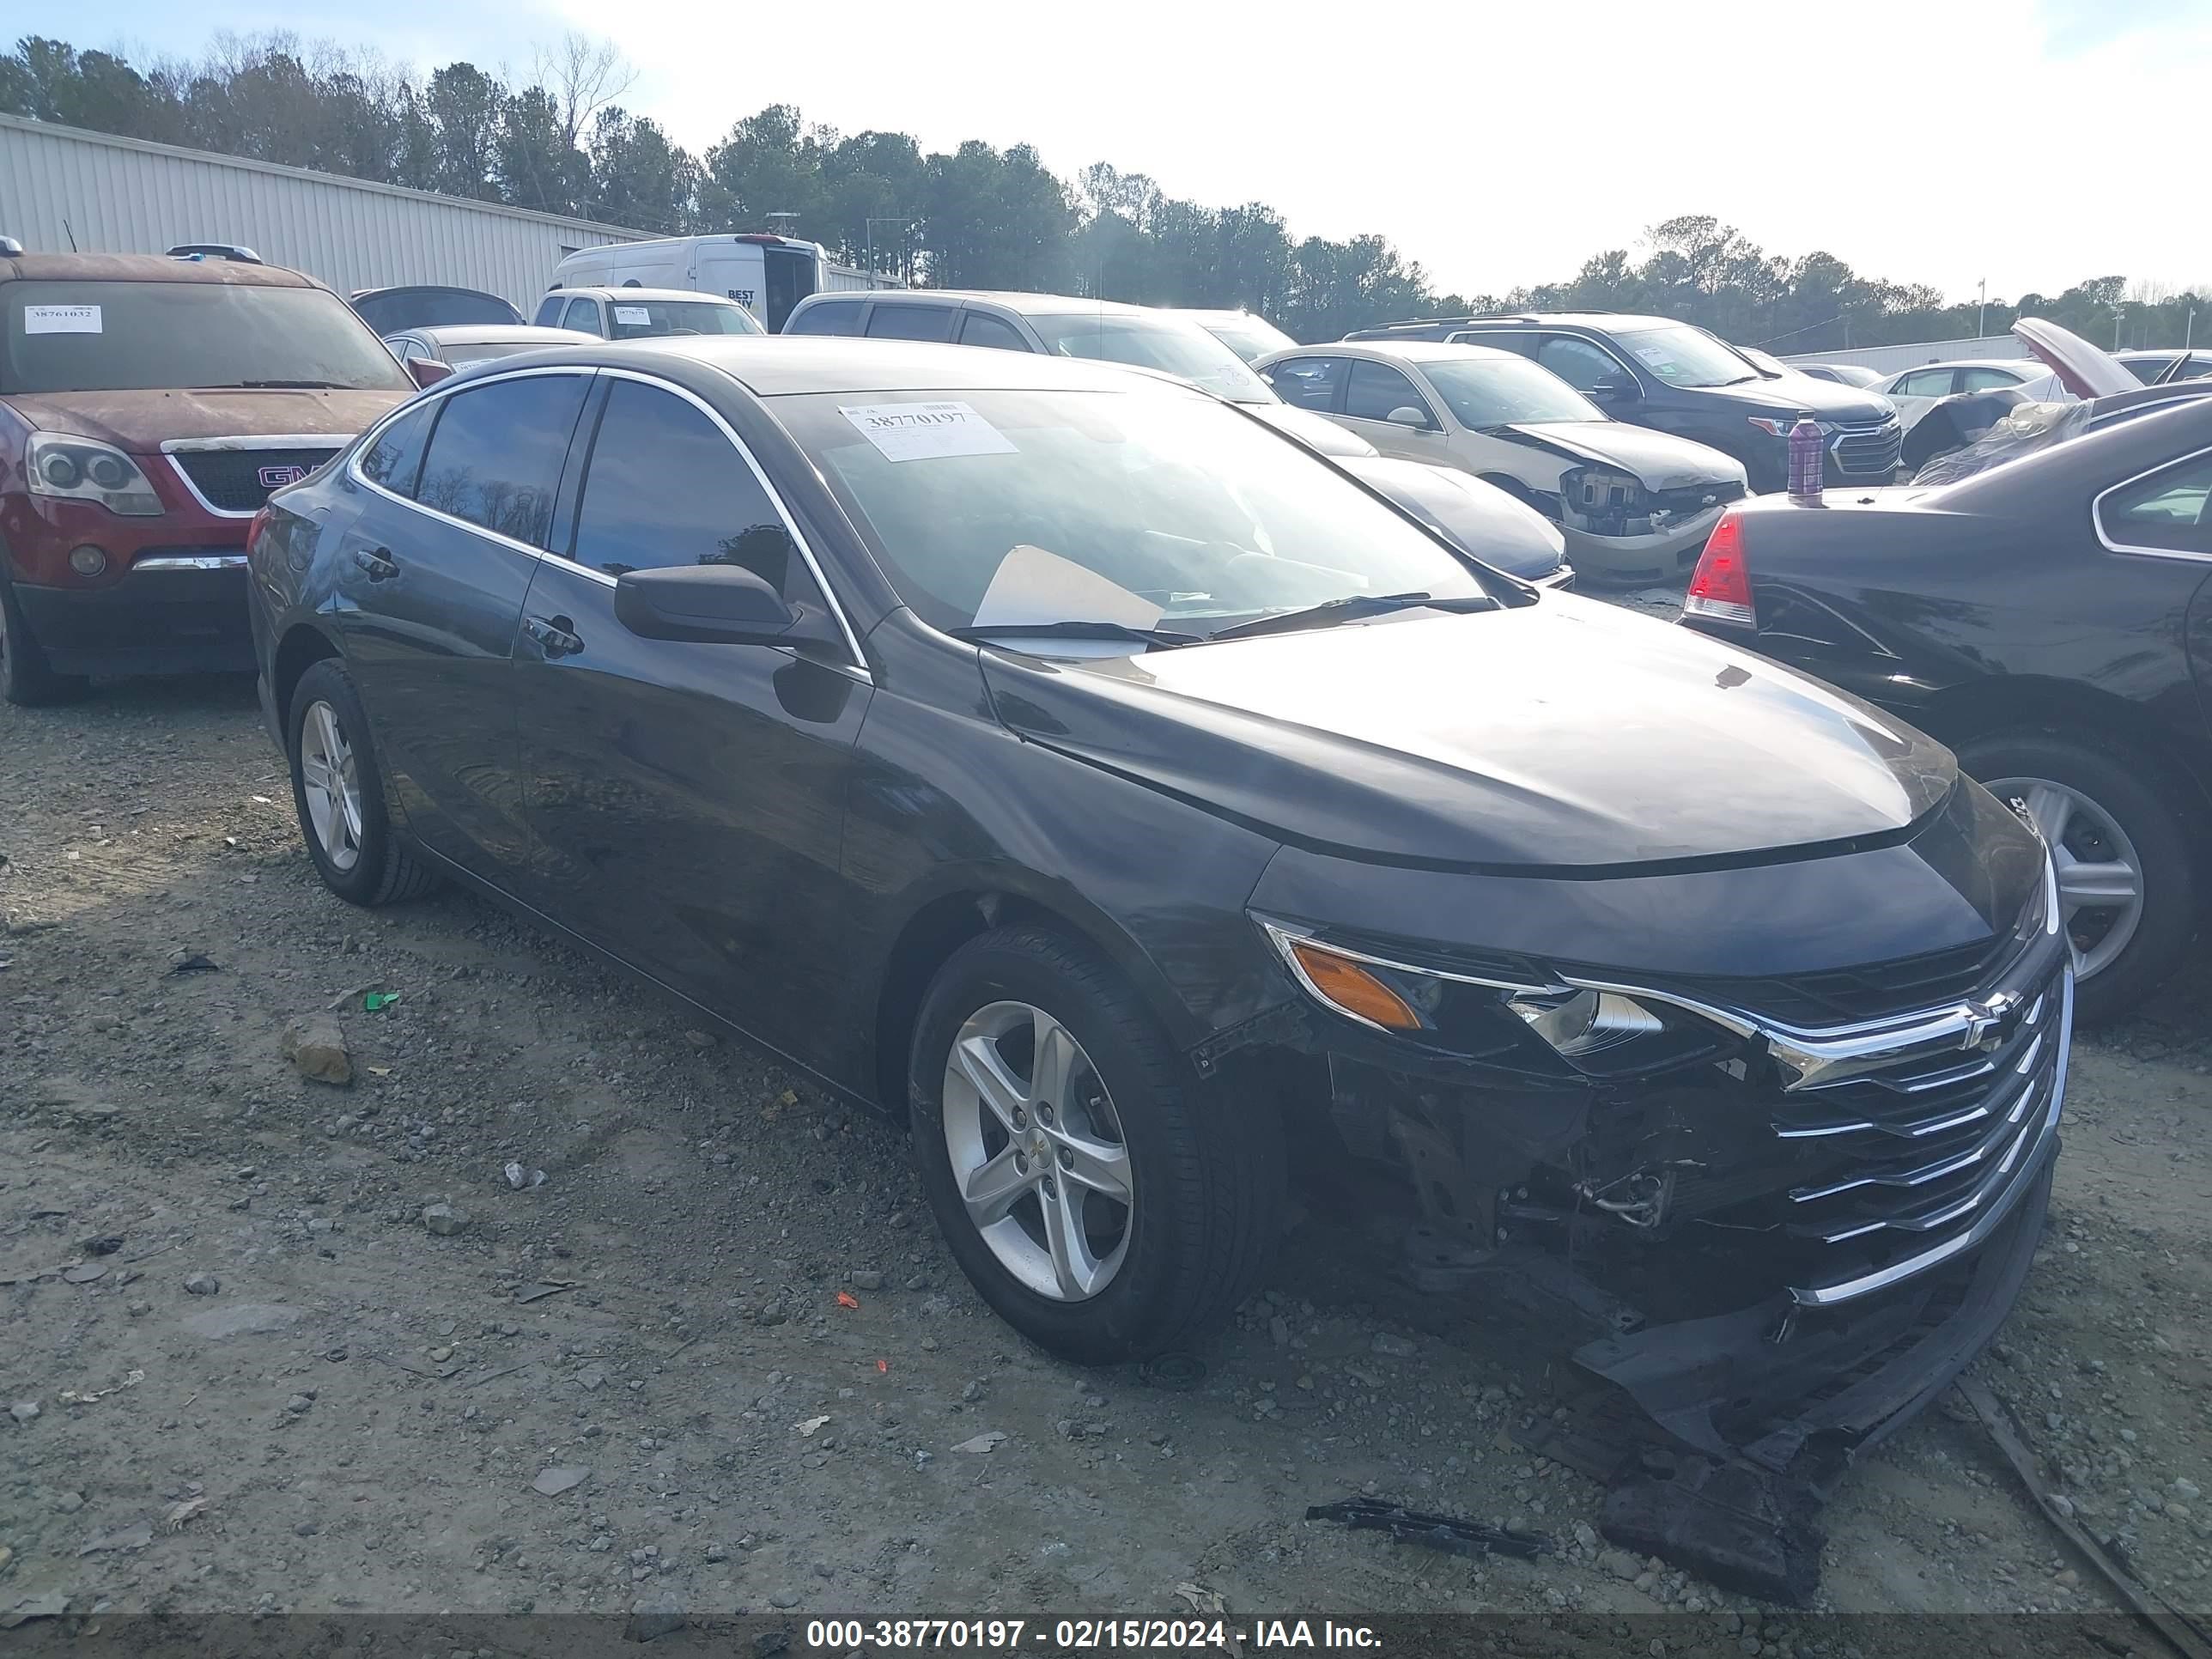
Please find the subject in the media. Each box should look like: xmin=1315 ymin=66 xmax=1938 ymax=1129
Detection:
xmin=4 ymin=660 xmax=2212 ymax=1638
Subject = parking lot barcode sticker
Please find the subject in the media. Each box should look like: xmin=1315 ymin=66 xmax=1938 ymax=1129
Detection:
xmin=612 ymin=306 xmax=650 ymax=325
xmin=24 ymin=304 xmax=101 ymax=334
xmin=840 ymin=401 xmax=1017 ymax=463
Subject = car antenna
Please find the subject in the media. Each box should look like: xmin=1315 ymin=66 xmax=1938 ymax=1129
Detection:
xmin=63 ymin=217 xmax=79 ymax=252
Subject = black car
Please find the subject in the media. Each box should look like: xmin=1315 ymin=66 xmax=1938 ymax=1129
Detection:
xmin=247 ymin=339 xmax=2063 ymax=1479
xmin=1346 ymin=314 xmax=1901 ymax=494
xmin=1336 ymin=455 xmax=1572 ymax=586
xmin=349 ymin=285 xmax=525 ymax=335
xmin=1680 ymin=394 xmax=2212 ymax=1018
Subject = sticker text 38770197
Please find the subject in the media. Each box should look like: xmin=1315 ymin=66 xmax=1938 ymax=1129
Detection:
xmin=839 ymin=401 xmax=1017 ymax=464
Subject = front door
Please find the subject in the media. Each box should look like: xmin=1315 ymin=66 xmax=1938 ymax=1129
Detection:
xmin=331 ymin=370 xmax=592 ymax=875
xmin=1337 ymin=359 xmax=1453 ymax=464
xmin=510 ymin=374 xmax=872 ymax=1066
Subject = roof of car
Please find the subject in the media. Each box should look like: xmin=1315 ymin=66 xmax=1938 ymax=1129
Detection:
xmin=827 ymin=289 xmax=1157 ymax=319
xmin=1267 ymin=338 xmax=1517 ymax=366
xmin=552 ymin=287 xmax=743 ymax=305
xmin=395 ymin=325 xmax=594 ymax=344
xmin=500 ymin=337 xmax=1210 ymax=399
xmin=1887 ymin=359 xmax=2039 ymax=375
xmin=1173 ymin=308 xmax=1274 ymax=325
xmin=353 ymin=283 xmax=506 ymax=300
xmin=1454 ymin=313 xmax=1678 ymax=332
xmin=0 ymin=251 xmax=321 ymax=287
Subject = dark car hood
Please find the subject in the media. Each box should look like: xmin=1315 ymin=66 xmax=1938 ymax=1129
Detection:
xmin=1716 ymin=375 xmax=1894 ymax=424
xmin=981 ymin=593 xmax=1956 ymax=871
xmin=4 ymin=388 xmax=407 ymax=451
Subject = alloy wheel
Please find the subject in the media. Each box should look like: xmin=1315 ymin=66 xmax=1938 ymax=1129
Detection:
xmin=299 ymin=699 xmax=365 ymax=873
xmin=1990 ymin=775 xmax=2145 ymax=982
xmin=940 ymin=1000 xmax=1133 ymax=1302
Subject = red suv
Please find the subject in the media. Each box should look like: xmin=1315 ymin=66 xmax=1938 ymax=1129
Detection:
xmin=0 ymin=246 xmax=413 ymax=704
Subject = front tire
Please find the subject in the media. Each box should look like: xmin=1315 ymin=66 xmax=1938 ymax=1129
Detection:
xmin=286 ymin=659 xmax=441 ymax=907
xmin=909 ymin=926 xmax=1285 ymax=1364
xmin=1960 ymin=730 xmax=2197 ymax=1021
xmin=0 ymin=573 xmax=89 ymax=707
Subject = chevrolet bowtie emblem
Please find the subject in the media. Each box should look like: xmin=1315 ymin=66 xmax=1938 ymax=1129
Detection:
xmin=1960 ymin=996 xmax=2016 ymax=1052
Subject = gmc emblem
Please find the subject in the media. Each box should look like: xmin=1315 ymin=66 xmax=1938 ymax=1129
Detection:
xmin=258 ymin=464 xmax=310 ymax=489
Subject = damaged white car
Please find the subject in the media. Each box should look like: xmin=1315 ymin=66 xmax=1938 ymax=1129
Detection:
xmin=1257 ymin=340 xmax=1747 ymax=582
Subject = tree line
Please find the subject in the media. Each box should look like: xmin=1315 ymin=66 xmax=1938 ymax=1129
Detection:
xmin=5 ymin=32 xmax=2206 ymax=350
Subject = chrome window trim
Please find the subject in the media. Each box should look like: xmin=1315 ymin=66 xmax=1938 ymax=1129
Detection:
xmin=343 ymin=362 xmax=872 ymax=680
xmin=2092 ymin=440 xmax=2212 ymax=565
xmin=161 ymin=434 xmax=349 ymax=520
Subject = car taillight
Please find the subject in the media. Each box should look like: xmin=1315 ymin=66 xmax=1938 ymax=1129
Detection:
xmin=1682 ymin=509 xmax=1754 ymax=628
xmin=246 ymin=507 xmax=272 ymax=556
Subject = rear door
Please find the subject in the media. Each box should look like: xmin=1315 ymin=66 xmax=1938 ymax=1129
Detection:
xmin=762 ymin=246 xmax=817 ymax=331
xmin=509 ymin=373 xmax=873 ymax=1060
xmin=331 ymin=369 xmax=593 ymax=876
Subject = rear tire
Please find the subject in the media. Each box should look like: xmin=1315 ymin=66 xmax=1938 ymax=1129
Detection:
xmin=909 ymin=926 xmax=1285 ymax=1364
xmin=1958 ymin=729 xmax=2196 ymax=1021
xmin=0 ymin=574 xmax=90 ymax=707
xmin=286 ymin=659 xmax=441 ymax=907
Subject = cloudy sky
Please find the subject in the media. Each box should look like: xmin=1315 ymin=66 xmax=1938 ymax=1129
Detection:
xmin=73 ymin=0 xmax=2209 ymax=303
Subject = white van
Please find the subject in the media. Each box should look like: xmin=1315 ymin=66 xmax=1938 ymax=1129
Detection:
xmin=543 ymin=234 xmax=900 ymax=332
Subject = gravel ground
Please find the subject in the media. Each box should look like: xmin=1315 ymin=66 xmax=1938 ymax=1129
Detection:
xmin=3 ymin=642 xmax=2211 ymax=1638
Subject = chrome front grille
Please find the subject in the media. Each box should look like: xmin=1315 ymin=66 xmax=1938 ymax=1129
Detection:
xmin=1829 ymin=417 xmax=1903 ymax=476
xmin=1768 ymin=936 xmax=2069 ymax=1306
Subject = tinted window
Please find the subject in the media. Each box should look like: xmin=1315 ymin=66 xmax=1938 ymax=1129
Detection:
xmin=866 ymin=304 xmax=958 ymax=342
xmin=1534 ymin=337 xmax=1620 ymax=392
xmin=2100 ymin=452 xmax=2212 ymax=556
xmin=1894 ymin=368 xmax=1957 ymax=398
xmin=787 ymin=300 xmax=865 ymax=337
xmin=1450 ymin=330 xmax=1543 ymax=362
xmin=414 ymin=374 xmax=589 ymax=547
xmin=1960 ymin=367 xmax=2022 ymax=392
xmin=562 ymin=298 xmax=603 ymax=336
xmin=352 ymin=288 xmax=522 ymax=332
xmin=958 ymin=310 xmax=1030 ymax=351
xmin=358 ymin=402 xmax=436 ymax=496
xmin=1344 ymin=360 xmax=1432 ymax=424
xmin=1264 ymin=356 xmax=1346 ymax=412
xmin=1 ymin=280 xmax=411 ymax=395
xmin=568 ymin=380 xmax=802 ymax=589
xmin=533 ymin=296 xmax=566 ymax=326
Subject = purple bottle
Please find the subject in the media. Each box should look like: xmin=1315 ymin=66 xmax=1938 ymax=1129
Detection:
xmin=1787 ymin=412 xmax=1825 ymax=501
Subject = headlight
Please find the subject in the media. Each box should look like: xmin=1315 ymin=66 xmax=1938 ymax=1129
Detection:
xmin=27 ymin=434 xmax=162 ymax=516
xmin=1258 ymin=920 xmax=1734 ymax=1077
xmin=1746 ymin=416 xmax=1838 ymax=439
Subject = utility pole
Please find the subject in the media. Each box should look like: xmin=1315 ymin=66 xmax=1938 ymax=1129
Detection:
xmin=1977 ymin=277 xmax=1987 ymax=341
xmin=2188 ymin=307 xmax=2197 ymax=350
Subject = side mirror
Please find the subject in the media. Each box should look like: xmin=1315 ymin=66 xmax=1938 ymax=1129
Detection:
xmin=409 ymin=358 xmax=453 ymax=389
xmin=614 ymin=562 xmax=840 ymax=653
xmin=1386 ymin=404 xmax=1431 ymax=429
xmin=1589 ymin=378 xmax=1636 ymax=404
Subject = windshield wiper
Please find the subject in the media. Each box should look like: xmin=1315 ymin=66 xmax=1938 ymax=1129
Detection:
xmin=195 ymin=380 xmax=348 ymax=390
xmin=951 ymin=620 xmax=1204 ymax=650
xmin=1205 ymin=591 xmax=1487 ymax=643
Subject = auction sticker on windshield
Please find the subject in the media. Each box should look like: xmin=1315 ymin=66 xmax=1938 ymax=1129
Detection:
xmin=24 ymin=304 xmax=101 ymax=334
xmin=842 ymin=401 xmax=1017 ymax=463
xmin=613 ymin=306 xmax=651 ymax=325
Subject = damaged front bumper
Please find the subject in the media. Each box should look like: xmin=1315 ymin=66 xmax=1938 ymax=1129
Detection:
xmin=1557 ymin=506 xmax=1726 ymax=583
xmin=1305 ymin=907 xmax=2069 ymax=1482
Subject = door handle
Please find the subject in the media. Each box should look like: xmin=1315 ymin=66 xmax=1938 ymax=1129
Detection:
xmin=524 ymin=614 xmax=583 ymax=657
xmin=353 ymin=546 xmax=398 ymax=581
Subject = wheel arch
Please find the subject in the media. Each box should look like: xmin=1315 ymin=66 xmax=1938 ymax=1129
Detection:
xmin=1912 ymin=675 xmax=2212 ymax=824
xmin=271 ymin=620 xmax=343 ymax=735
xmin=868 ymin=879 xmax=1204 ymax=1116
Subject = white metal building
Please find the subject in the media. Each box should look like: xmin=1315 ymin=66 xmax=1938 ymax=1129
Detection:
xmin=0 ymin=112 xmax=647 ymax=309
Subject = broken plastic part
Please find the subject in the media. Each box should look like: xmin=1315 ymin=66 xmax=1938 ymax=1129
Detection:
xmin=1305 ymin=1498 xmax=1548 ymax=1559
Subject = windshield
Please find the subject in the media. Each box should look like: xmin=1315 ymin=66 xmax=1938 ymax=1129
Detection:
xmin=608 ymin=300 xmax=763 ymax=339
xmin=1201 ymin=317 xmax=1297 ymax=365
xmin=1611 ymin=324 xmax=1760 ymax=389
xmin=778 ymin=387 xmax=1489 ymax=637
xmin=2 ymin=280 xmax=413 ymax=395
xmin=353 ymin=289 xmax=520 ymax=331
xmin=1417 ymin=356 xmax=1604 ymax=427
xmin=1027 ymin=313 xmax=1275 ymax=404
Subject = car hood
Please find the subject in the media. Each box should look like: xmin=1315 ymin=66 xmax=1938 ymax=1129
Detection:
xmin=1244 ymin=401 xmax=1377 ymax=457
xmin=3 ymin=388 xmax=408 ymax=451
xmin=981 ymin=592 xmax=1956 ymax=871
xmin=1494 ymin=422 xmax=1746 ymax=489
xmin=1710 ymin=375 xmax=1895 ymax=424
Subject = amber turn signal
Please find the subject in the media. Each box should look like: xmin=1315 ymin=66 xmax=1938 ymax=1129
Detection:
xmin=1287 ymin=940 xmax=1423 ymax=1031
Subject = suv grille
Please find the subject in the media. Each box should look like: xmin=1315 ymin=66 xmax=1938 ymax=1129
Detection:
xmin=169 ymin=446 xmax=343 ymax=514
xmin=1767 ymin=927 xmax=2069 ymax=1305
xmin=1830 ymin=417 xmax=1903 ymax=477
